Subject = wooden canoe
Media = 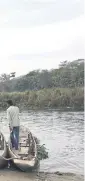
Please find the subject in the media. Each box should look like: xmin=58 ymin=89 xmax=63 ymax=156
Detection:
xmin=0 ymin=132 xmax=8 ymax=168
xmin=8 ymin=126 xmax=38 ymax=171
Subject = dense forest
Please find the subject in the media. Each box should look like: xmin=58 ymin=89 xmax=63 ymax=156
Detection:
xmin=0 ymin=59 xmax=84 ymax=92
xmin=0 ymin=59 xmax=84 ymax=110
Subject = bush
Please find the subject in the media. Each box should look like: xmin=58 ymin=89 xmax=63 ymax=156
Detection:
xmin=0 ymin=87 xmax=84 ymax=110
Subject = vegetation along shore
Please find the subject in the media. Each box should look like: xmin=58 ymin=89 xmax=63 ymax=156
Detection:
xmin=0 ymin=59 xmax=84 ymax=111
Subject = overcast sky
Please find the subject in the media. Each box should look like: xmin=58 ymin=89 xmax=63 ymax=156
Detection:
xmin=0 ymin=0 xmax=84 ymax=76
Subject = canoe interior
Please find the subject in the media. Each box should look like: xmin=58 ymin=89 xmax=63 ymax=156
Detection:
xmin=9 ymin=126 xmax=38 ymax=170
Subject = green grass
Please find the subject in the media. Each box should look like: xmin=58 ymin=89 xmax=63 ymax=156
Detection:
xmin=0 ymin=87 xmax=84 ymax=110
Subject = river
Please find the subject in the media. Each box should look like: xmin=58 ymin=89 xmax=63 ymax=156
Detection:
xmin=0 ymin=110 xmax=84 ymax=174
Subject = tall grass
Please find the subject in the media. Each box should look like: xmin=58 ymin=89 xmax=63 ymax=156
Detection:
xmin=0 ymin=87 xmax=84 ymax=110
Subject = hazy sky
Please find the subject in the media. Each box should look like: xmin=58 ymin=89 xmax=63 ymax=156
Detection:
xmin=0 ymin=0 xmax=84 ymax=76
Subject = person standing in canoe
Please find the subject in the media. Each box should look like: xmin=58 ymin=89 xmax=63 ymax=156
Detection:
xmin=7 ymin=100 xmax=20 ymax=150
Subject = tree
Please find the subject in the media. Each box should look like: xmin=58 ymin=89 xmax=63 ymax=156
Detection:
xmin=10 ymin=72 xmax=16 ymax=78
xmin=0 ymin=74 xmax=10 ymax=82
xmin=0 ymin=72 xmax=16 ymax=82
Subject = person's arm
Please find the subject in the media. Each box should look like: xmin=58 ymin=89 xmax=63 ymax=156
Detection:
xmin=7 ymin=109 xmax=13 ymax=131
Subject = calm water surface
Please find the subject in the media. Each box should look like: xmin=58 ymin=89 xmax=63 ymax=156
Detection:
xmin=0 ymin=110 xmax=84 ymax=174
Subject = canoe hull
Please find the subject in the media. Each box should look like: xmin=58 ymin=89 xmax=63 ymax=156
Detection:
xmin=0 ymin=133 xmax=8 ymax=169
xmin=0 ymin=152 xmax=8 ymax=169
xmin=8 ymin=149 xmax=38 ymax=171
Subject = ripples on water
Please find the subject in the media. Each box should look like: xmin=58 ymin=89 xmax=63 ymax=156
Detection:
xmin=0 ymin=110 xmax=84 ymax=174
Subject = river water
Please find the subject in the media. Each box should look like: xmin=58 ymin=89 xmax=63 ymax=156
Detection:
xmin=0 ymin=110 xmax=84 ymax=174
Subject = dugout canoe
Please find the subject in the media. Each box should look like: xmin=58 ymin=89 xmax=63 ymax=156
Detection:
xmin=8 ymin=126 xmax=38 ymax=171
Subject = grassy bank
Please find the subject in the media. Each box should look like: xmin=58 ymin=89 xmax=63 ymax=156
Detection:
xmin=0 ymin=87 xmax=84 ymax=111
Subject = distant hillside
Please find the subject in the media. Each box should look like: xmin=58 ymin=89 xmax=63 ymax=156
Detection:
xmin=0 ymin=59 xmax=84 ymax=92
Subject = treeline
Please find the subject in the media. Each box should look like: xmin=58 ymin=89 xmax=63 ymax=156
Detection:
xmin=0 ymin=59 xmax=84 ymax=92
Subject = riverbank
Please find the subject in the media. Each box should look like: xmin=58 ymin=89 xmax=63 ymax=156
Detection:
xmin=0 ymin=87 xmax=84 ymax=111
xmin=0 ymin=170 xmax=84 ymax=181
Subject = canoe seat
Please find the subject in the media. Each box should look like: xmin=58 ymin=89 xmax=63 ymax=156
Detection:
xmin=19 ymin=142 xmax=29 ymax=147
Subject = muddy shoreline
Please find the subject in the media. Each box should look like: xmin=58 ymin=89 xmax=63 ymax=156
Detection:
xmin=0 ymin=170 xmax=84 ymax=181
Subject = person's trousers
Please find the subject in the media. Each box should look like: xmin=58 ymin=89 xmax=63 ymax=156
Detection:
xmin=11 ymin=126 xmax=19 ymax=150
